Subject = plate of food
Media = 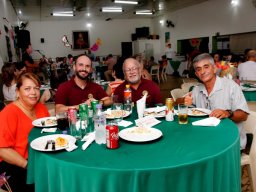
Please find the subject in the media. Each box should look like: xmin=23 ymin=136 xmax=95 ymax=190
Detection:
xmin=143 ymin=106 xmax=166 ymax=118
xmin=105 ymin=109 xmax=131 ymax=119
xmin=119 ymin=127 xmax=162 ymax=142
xmin=30 ymin=134 xmax=76 ymax=152
xmin=32 ymin=117 xmax=57 ymax=127
xmin=188 ymin=108 xmax=211 ymax=116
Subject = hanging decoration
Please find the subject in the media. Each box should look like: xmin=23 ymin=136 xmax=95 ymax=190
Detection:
xmin=90 ymin=38 xmax=102 ymax=52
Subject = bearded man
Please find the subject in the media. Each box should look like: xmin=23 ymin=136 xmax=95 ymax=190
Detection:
xmin=55 ymin=54 xmax=112 ymax=113
xmin=114 ymin=58 xmax=163 ymax=107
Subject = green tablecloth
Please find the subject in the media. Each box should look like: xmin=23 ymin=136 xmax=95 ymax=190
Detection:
xmin=27 ymin=113 xmax=241 ymax=192
xmin=243 ymin=90 xmax=256 ymax=101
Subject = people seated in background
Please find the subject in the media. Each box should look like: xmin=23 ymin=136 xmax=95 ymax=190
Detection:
xmin=2 ymin=62 xmax=26 ymax=101
xmin=22 ymin=43 xmax=39 ymax=72
xmin=0 ymin=72 xmax=50 ymax=192
xmin=184 ymin=53 xmax=249 ymax=149
xmin=1 ymin=62 xmax=51 ymax=104
xmin=212 ymin=52 xmax=222 ymax=76
xmin=55 ymin=54 xmax=112 ymax=113
xmin=106 ymin=58 xmax=125 ymax=96
xmin=159 ymin=55 xmax=168 ymax=72
xmin=114 ymin=58 xmax=163 ymax=107
xmin=237 ymin=49 xmax=256 ymax=81
xmin=133 ymin=55 xmax=152 ymax=80
xmin=87 ymin=49 xmax=95 ymax=61
xmin=146 ymin=56 xmax=157 ymax=71
xmin=104 ymin=54 xmax=117 ymax=81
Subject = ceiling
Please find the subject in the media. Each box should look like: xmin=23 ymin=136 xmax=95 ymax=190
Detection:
xmin=10 ymin=0 xmax=208 ymax=22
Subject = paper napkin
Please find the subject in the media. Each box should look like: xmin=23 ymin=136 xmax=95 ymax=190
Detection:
xmin=117 ymin=120 xmax=133 ymax=127
xmin=66 ymin=142 xmax=78 ymax=152
xmin=192 ymin=117 xmax=220 ymax=126
xmin=137 ymin=94 xmax=147 ymax=119
xmin=82 ymin=132 xmax=95 ymax=150
xmin=135 ymin=115 xmax=161 ymax=128
xmin=41 ymin=128 xmax=57 ymax=133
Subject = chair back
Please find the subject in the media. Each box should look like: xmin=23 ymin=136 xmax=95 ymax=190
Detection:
xmin=150 ymin=65 xmax=159 ymax=75
xmin=181 ymin=82 xmax=200 ymax=93
xmin=150 ymin=65 xmax=160 ymax=84
xmin=170 ymin=88 xmax=186 ymax=101
xmin=241 ymin=111 xmax=256 ymax=191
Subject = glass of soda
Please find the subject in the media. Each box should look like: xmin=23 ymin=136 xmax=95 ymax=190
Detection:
xmin=56 ymin=112 xmax=69 ymax=131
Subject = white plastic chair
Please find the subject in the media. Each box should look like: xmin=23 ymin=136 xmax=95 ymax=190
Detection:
xmin=241 ymin=111 xmax=256 ymax=192
xmin=160 ymin=65 xmax=167 ymax=82
xmin=181 ymin=82 xmax=200 ymax=93
xmin=150 ymin=65 xmax=160 ymax=84
xmin=170 ymin=88 xmax=186 ymax=101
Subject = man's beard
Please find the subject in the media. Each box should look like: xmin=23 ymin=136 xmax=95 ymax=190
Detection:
xmin=75 ymin=70 xmax=90 ymax=80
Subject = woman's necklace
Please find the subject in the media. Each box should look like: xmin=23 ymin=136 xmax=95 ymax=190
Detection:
xmin=15 ymin=100 xmax=37 ymax=120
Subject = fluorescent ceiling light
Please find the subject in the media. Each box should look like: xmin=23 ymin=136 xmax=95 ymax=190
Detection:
xmin=114 ymin=0 xmax=138 ymax=4
xmin=231 ymin=0 xmax=239 ymax=6
xmin=52 ymin=11 xmax=74 ymax=17
xmin=135 ymin=10 xmax=153 ymax=15
xmin=101 ymin=7 xmax=123 ymax=12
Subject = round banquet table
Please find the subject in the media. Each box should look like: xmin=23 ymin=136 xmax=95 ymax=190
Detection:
xmin=27 ymin=113 xmax=241 ymax=192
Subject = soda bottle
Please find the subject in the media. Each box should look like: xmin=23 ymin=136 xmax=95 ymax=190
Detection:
xmin=94 ymin=104 xmax=106 ymax=144
xmin=124 ymin=84 xmax=132 ymax=112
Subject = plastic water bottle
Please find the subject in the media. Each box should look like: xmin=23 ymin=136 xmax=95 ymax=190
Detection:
xmin=94 ymin=104 xmax=106 ymax=144
xmin=124 ymin=84 xmax=132 ymax=112
xmin=97 ymin=72 xmax=101 ymax=81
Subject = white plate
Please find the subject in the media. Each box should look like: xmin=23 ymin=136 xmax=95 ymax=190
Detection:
xmin=30 ymin=134 xmax=76 ymax=152
xmin=32 ymin=117 xmax=57 ymax=127
xmin=105 ymin=110 xmax=131 ymax=119
xmin=241 ymin=86 xmax=256 ymax=92
xmin=188 ymin=108 xmax=211 ymax=116
xmin=119 ymin=127 xmax=162 ymax=142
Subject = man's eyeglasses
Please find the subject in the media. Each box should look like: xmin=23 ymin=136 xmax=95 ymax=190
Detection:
xmin=124 ymin=67 xmax=139 ymax=73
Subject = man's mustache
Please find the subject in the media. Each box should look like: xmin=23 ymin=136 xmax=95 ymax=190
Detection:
xmin=78 ymin=70 xmax=90 ymax=73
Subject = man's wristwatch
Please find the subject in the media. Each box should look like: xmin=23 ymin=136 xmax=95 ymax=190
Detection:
xmin=226 ymin=110 xmax=234 ymax=118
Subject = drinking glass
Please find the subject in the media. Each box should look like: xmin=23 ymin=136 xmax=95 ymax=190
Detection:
xmin=112 ymin=103 xmax=123 ymax=123
xmin=178 ymin=104 xmax=188 ymax=124
xmin=56 ymin=112 xmax=69 ymax=131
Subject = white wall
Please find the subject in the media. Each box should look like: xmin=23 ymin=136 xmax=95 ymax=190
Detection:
xmin=152 ymin=0 xmax=256 ymax=54
xmin=27 ymin=19 xmax=153 ymax=60
xmin=0 ymin=0 xmax=20 ymax=68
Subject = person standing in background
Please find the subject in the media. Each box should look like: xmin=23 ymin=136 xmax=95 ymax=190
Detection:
xmin=22 ymin=44 xmax=39 ymax=72
xmin=165 ymin=43 xmax=175 ymax=61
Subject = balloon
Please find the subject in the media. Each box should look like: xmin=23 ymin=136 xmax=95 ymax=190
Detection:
xmin=90 ymin=43 xmax=99 ymax=51
xmin=96 ymin=38 xmax=102 ymax=46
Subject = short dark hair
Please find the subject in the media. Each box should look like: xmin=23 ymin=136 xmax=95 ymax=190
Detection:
xmin=14 ymin=62 xmax=26 ymax=71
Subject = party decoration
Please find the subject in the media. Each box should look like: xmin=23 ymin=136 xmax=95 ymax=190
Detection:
xmin=90 ymin=38 xmax=102 ymax=52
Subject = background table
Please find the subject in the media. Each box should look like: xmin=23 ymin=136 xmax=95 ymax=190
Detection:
xmin=243 ymin=90 xmax=256 ymax=101
xmin=27 ymin=114 xmax=241 ymax=192
xmin=166 ymin=61 xmax=187 ymax=76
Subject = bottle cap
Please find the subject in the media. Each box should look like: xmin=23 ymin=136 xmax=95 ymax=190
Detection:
xmin=126 ymin=84 xmax=130 ymax=88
